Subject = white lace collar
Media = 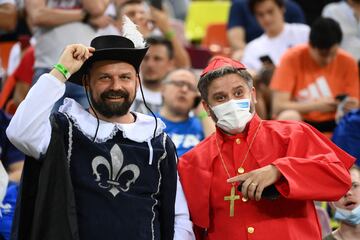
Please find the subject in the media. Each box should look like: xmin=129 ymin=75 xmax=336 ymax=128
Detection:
xmin=59 ymin=98 xmax=165 ymax=143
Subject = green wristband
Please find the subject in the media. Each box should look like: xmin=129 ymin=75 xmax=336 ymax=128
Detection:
xmin=54 ymin=63 xmax=71 ymax=80
xmin=197 ymin=110 xmax=208 ymax=121
xmin=164 ymin=30 xmax=175 ymax=40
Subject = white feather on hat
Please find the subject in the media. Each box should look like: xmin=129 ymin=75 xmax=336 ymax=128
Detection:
xmin=122 ymin=15 xmax=146 ymax=48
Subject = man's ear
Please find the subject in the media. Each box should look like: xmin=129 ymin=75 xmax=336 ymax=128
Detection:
xmin=201 ymin=100 xmax=211 ymax=116
xmin=251 ymin=87 xmax=257 ymax=104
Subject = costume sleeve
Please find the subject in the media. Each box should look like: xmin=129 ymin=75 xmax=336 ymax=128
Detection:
xmin=178 ymin=146 xmax=212 ymax=230
xmin=6 ymin=74 xmax=65 ymax=159
xmin=174 ymin=175 xmax=196 ymax=240
xmin=161 ymin=135 xmax=195 ymax=240
xmin=272 ymin=123 xmax=354 ymax=201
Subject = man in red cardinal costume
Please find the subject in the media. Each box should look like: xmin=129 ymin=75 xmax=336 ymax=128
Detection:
xmin=177 ymin=56 xmax=355 ymax=240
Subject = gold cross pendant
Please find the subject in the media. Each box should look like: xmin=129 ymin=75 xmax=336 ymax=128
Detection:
xmin=224 ymin=185 xmax=240 ymax=217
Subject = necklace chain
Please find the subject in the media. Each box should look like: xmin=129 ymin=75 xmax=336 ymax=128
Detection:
xmin=215 ymin=121 xmax=263 ymax=183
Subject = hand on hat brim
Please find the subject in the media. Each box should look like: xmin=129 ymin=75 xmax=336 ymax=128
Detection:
xmin=57 ymin=44 xmax=95 ymax=77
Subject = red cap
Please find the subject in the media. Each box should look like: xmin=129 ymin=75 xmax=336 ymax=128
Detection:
xmin=200 ymin=56 xmax=246 ymax=77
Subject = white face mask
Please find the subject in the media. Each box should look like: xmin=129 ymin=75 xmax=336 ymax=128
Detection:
xmin=334 ymin=205 xmax=360 ymax=225
xmin=211 ymin=99 xmax=253 ymax=134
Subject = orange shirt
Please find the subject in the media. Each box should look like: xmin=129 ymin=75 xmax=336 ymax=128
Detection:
xmin=270 ymin=44 xmax=359 ymax=122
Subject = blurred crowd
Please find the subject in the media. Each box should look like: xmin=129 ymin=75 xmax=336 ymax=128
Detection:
xmin=0 ymin=0 xmax=360 ymax=239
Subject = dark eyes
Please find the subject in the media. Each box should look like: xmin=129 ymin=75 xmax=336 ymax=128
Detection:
xmin=99 ymin=75 xmax=132 ymax=80
xmin=99 ymin=75 xmax=111 ymax=80
xmin=234 ymin=91 xmax=243 ymax=97
xmin=215 ymin=95 xmax=225 ymax=101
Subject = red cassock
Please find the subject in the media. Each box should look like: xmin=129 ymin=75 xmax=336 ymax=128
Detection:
xmin=178 ymin=115 xmax=354 ymax=240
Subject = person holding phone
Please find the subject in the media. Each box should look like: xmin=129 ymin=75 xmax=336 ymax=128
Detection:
xmin=241 ymin=0 xmax=310 ymax=73
xmin=271 ymin=17 xmax=359 ymax=133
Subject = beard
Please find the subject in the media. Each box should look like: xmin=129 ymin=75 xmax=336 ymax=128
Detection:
xmin=90 ymin=89 xmax=134 ymax=118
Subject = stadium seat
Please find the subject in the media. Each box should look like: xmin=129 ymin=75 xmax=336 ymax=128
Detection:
xmin=201 ymin=23 xmax=230 ymax=56
xmin=185 ymin=1 xmax=230 ymax=42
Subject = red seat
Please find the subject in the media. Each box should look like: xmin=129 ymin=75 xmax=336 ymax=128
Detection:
xmin=201 ymin=23 xmax=231 ymax=56
xmin=186 ymin=46 xmax=213 ymax=69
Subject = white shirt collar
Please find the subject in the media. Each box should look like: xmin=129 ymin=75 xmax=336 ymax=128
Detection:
xmin=59 ymin=98 xmax=165 ymax=143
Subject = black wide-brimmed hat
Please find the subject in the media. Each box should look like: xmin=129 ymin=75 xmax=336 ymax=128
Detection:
xmin=68 ymin=35 xmax=149 ymax=85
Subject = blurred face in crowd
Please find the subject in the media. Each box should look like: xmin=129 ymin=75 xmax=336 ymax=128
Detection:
xmin=253 ymin=0 xmax=285 ymax=36
xmin=203 ymin=73 xmax=257 ymax=120
xmin=348 ymin=0 xmax=360 ymax=16
xmin=141 ymin=44 xmax=174 ymax=84
xmin=162 ymin=69 xmax=199 ymax=116
xmin=87 ymin=61 xmax=138 ymax=118
xmin=121 ymin=2 xmax=149 ymax=31
xmin=309 ymin=44 xmax=339 ymax=67
xmin=334 ymin=168 xmax=360 ymax=211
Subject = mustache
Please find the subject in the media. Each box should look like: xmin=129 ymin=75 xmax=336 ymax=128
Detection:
xmin=100 ymin=89 xmax=129 ymax=100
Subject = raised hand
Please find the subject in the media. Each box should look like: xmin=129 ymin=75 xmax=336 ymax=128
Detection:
xmin=58 ymin=44 xmax=95 ymax=75
xmin=227 ymin=164 xmax=282 ymax=201
xmin=50 ymin=44 xmax=94 ymax=82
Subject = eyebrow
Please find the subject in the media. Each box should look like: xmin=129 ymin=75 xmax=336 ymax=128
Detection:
xmin=233 ymin=85 xmax=245 ymax=91
xmin=98 ymin=71 xmax=134 ymax=76
xmin=212 ymin=84 xmax=245 ymax=94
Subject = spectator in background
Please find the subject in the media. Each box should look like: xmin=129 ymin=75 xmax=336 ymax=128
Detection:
xmin=332 ymin=109 xmax=360 ymax=166
xmin=242 ymin=0 xmax=309 ymax=73
xmin=293 ymin=0 xmax=340 ymax=25
xmin=11 ymin=46 xmax=34 ymax=109
xmin=119 ymin=0 xmax=190 ymax=67
xmin=227 ymin=0 xmax=305 ymax=60
xmin=132 ymin=36 xmax=174 ymax=114
xmin=0 ymin=0 xmax=17 ymax=81
xmin=253 ymin=65 xmax=275 ymax=119
xmin=26 ymin=0 xmax=110 ymax=110
xmin=270 ymin=17 xmax=359 ymax=133
xmin=322 ymin=0 xmax=360 ymax=63
xmin=0 ymin=0 xmax=17 ymax=32
xmin=0 ymin=110 xmax=24 ymax=240
xmin=6 ymin=35 xmax=33 ymax=77
xmin=323 ymin=166 xmax=360 ymax=240
xmin=1 ymin=46 xmax=34 ymax=115
xmin=163 ymin=0 xmax=188 ymax=21
xmin=158 ymin=69 xmax=209 ymax=157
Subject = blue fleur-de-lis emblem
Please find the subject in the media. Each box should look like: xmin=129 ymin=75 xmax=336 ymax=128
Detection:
xmin=92 ymin=144 xmax=140 ymax=197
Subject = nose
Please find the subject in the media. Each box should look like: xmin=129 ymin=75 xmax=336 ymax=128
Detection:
xmin=110 ymin=77 xmax=123 ymax=90
xmin=180 ymin=84 xmax=189 ymax=91
xmin=344 ymin=188 xmax=353 ymax=197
